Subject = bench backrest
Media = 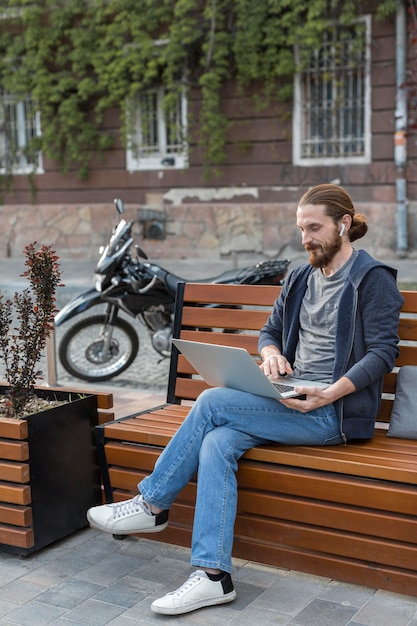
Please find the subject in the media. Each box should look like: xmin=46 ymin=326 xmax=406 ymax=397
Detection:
xmin=168 ymin=282 xmax=417 ymax=424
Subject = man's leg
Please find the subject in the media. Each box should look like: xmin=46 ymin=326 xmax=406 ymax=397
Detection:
xmin=148 ymin=387 xmax=342 ymax=614
xmin=87 ymin=387 xmax=342 ymax=613
xmin=188 ymin=387 xmax=342 ymax=571
xmin=87 ymin=387 xmax=248 ymax=534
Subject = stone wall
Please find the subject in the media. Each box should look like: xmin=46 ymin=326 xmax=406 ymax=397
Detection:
xmin=0 ymin=201 xmax=416 ymax=262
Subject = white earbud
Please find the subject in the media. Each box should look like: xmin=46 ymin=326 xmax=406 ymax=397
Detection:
xmin=339 ymin=223 xmax=345 ymax=237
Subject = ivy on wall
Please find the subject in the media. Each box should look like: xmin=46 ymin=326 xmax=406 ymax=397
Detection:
xmin=0 ymin=0 xmax=396 ymax=179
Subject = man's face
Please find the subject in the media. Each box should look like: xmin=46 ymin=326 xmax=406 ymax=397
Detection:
xmin=296 ymin=203 xmax=342 ymax=269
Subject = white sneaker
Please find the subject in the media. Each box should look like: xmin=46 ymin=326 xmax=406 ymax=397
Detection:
xmin=151 ymin=570 xmax=236 ymax=615
xmin=86 ymin=495 xmax=168 ymax=534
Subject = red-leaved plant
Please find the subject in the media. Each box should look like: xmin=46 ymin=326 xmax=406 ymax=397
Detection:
xmin=0 ymin=243 xmax=62 ymax=418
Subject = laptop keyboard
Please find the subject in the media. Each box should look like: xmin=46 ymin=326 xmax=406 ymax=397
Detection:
xmin=271 ymin=382 xmax=295 ymax=393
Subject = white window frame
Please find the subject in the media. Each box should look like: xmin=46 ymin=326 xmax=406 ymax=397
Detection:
xmin=0 ymin=91 xmax=43 ymax=174
xmin=293 ymin=15 xmax=371 ymax=166
xmin=126 ymin=87 xmax=188 ymax=171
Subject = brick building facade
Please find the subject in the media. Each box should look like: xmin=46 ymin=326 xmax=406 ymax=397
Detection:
xmin=0 ymin=4 xmax=415 ymax=263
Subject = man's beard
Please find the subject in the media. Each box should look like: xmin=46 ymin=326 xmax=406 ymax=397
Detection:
xmin=305 ymin=229 xmax=342 ymax=268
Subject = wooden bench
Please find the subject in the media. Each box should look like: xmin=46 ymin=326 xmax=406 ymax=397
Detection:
xmin=95 ymin=282 xmax=417 ymax=597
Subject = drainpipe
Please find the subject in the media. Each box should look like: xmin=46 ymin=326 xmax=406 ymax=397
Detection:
xmin=395 ymin=0 xmax=408 ymax=256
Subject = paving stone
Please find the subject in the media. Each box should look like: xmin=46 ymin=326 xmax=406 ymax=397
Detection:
xmin=0 ymin=557 xmax=34 ymax=586
xmin=232 ymin=580 xmax=270 ymax=610
xmin=1 ymin=599 xmax=66 ymax=625
xmin=0 ymin=580 xmax=46 ymax=606
xmin=76 ymin=554 xmax=141 ymax=586
xmin=318 ymin=580 xmax=376 ymax=608
xmin=36 ymin=579 xmax=105 ymax=610
xmin=251 ymin=575 xmax=328 ymax=616
xmin=228 ymin=606 xmax=290 ymax=625
xmin=290 ymin=598 xmax=358 ymax=626
xmin=234 ymin=562 xmax=287 ymax=587
xmin=56 ymin=598 xmax=125 ymax=625
xmin=352 ymin=591 xmax=417 ymax=626
xmin=94 ymin=576 xmax=156 ymax=609
xmin=106 ymin=617 xmax=143 ymax=626
xmin=130 ymin=556 xmax=190 ymax=586
xmin=0 ymin=599 xmax=20 ymax=619
xmin=21 ymin=562 xmax=74 ymax=588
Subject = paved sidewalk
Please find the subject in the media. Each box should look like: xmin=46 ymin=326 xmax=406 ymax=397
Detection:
xmin=0 ymin=527 xmax=417 ymax=626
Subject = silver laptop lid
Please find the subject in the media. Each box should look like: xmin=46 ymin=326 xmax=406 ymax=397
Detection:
xmin=172 ymin=339 xmax=326 ymax=399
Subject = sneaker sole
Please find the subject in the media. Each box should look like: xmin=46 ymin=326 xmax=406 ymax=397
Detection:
xmin=86 ymin=512 xmax=168 ymax=535
xmin=151 ymin=589 xmax=237 ymax=615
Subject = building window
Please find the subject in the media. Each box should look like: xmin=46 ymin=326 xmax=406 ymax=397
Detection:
xmin=0 ymin=90 xmax=43 ymax=174
xmin=126 ymin=88 xmax=188 ymax=171
xmin=293 ymin=16 xmax=371 ymax=166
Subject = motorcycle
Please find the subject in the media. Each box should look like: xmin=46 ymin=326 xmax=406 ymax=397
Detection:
xmin=54 ymin=198 xmax=290 ymax=382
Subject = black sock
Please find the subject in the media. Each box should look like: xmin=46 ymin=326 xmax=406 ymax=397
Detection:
xmin=206 ymin=571 xmax=234 ymax=594
xmin=206 ymin=571 xmax=227 ymax=582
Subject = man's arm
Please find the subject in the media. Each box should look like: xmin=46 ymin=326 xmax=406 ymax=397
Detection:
xmin=338 ymin=268 xmax=403 ymax=393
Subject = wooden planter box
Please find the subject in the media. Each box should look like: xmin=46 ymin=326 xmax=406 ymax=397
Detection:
xmin=0 ymin=387 xmax=107 ymax=556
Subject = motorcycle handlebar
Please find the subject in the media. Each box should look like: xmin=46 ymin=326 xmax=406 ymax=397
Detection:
xmin=136 ymin=275 xmax=159 ymax=294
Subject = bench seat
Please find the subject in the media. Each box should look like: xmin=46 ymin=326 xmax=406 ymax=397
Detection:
xmin=95 ymin=283 xmax=417 ymax=596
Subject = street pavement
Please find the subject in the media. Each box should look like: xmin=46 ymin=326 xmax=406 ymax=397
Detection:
xmin=0 ymin=253 xmax=416 ymax=625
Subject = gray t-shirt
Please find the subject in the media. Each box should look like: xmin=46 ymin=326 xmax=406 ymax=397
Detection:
xmin=292 ymin=250 xmax=358 ymax=383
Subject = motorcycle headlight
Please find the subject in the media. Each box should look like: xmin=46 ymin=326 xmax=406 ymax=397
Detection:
xmin=94 ymin=273 xmax=106 ymax=292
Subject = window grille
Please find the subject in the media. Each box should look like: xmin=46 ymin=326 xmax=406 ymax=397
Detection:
xmin=293 ymin=17 xmax=371 ymax=165
xmin=126 ymin=88 xmax=188 ymax=171
xmin=0 ymin=90 xmax=43 ymax=173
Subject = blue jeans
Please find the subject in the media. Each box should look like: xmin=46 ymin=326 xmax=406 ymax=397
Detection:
xmin=139 ymin=387 xmax=343 ymax=573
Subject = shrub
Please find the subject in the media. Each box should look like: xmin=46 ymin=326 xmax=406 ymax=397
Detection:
xmin=0 ymin=243 xmax=62 ymax=418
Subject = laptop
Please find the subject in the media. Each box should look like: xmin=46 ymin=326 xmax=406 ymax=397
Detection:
xmin=172 ymin=338 xmax=329 ymax=400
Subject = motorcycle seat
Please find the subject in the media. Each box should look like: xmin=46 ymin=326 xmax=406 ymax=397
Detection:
xmin=165 ymin=260 xmax=289 ymax=293
xmin=164 ymin=272 xmax=189 ymax=294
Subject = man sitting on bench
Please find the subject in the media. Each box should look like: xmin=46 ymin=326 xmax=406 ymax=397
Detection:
xmin=87 ymin=184 xmax=403 ymax=616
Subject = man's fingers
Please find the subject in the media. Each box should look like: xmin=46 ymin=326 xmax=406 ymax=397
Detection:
xmin=261 ymin=354 xmax=290 ymax=376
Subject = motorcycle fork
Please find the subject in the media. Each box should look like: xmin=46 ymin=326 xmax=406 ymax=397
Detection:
xmin=100 ymin=304 xmax=119 ymax=354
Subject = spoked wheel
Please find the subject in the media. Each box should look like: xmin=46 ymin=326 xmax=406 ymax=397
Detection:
xmin=58 ymin=315 xmax=139 ymax=382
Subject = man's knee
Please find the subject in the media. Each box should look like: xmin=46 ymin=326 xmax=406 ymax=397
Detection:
xmin=195 ymin=386 xmax=231 ymax=411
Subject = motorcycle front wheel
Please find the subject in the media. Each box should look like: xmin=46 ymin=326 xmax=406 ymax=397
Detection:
xmin=58 ymin=315 xmax=139 ymax=382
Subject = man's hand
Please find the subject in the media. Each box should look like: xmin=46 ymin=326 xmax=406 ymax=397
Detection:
xmin=260 ymin=346 xmax=293 ymax=377
xmin=280 ymin=387 xmax=331 ymax=412
xmin=281 ymin=376 xmax=356 ymax=412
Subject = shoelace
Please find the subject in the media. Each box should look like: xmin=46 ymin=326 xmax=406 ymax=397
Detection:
xmin=170 ymin=571 xmax=206 ymax=597
xmin=111 ymin=495 xmax=149 ymax=519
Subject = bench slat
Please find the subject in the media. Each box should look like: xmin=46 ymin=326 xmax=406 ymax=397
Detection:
xmin=179 ymin=331 xmax=260 ymax=353
xmin=399 ymin=290 xmax=417 ymax=312
xmin=240 ymin=490 xmax=417 ymax=543
xmin=396 ymin=344 xmax=417 ymax=366
xmin=398 ymin=317 xmax=417 ymax=341
xmin=176 ymin=283 xmax=281 ymax=306
xmin=181 ymin=307 xmax=270 ymax=331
